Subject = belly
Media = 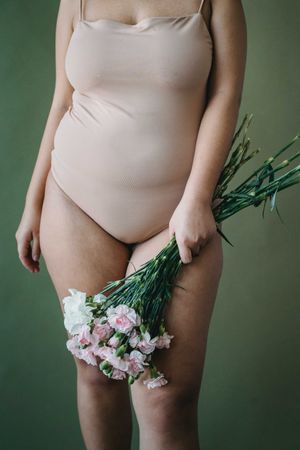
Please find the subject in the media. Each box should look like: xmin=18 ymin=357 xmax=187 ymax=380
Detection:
xmin=50 ymin=91 xmax=204 ymax=243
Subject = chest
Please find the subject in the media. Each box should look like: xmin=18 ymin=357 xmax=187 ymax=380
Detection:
xmin=65 ymin=15 xmax=213 ymax=92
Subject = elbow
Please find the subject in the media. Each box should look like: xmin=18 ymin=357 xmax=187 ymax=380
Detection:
xmin=207 ymin=89 xmax=243 ymax=113
xmin=217 ymin=89 xmax=242 ymax=106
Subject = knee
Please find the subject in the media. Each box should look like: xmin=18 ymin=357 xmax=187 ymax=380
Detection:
xmin=153 ymin=385 xmax=199 ymax=413
xmin=138 ymin=384 xmax=199 ymax=430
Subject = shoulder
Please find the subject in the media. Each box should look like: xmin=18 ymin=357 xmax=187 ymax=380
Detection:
xmin=209 ymin=0 xmax=247 ymax=40
xmin=210 ymin=0 xmax=247 ymax=24
xmin=56 ymin=0 xmax=79 ymax=30
xmin=201 ymin=0 xmax=246 ymax=33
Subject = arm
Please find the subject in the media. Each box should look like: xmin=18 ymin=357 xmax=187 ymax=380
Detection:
xmin=15 ymin=0 xmax=77 ymax=272
xmin=25 ymin=0 xmax=76 ymax=210
xmin=169 ymin=0 xmax=247 ymax=263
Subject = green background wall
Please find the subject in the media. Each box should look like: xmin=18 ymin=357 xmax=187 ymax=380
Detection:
xmin=1 ymin=1 xmax=299 ymax=449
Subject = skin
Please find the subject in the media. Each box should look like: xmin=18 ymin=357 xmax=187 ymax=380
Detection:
xmin=15 ymin=0 xmax=247 ymax=449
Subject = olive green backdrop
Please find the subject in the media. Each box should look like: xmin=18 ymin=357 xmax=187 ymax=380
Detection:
xmin=1 ymin=1 xmax=299 ymax=449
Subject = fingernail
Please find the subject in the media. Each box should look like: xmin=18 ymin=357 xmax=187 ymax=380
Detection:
xmin=33 ymin=255 xmax=39 ymax=261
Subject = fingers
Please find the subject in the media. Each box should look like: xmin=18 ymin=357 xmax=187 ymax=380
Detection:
xmin=32 ymin=232 xmax=41 ymax=263
xmin=173 ymin=235 xmax=195 ymax=264
xmin=179 ymin=245 xmax=193 ymax=264
xmin=191 ymin=243 xmax=201 ymax=257
xmin=15 ymin=231 xmax=40 ymax=273
xmin=175 ymin=233 xmax=213 ymax=264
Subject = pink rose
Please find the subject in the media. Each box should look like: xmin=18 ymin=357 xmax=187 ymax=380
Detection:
xmin=137 ymin=331 xmax=158 ymax=355
xmin=106 ymin=304 xmax=141 ymax=334
xmin=92 ymin=345 xmax=113 ymax=359
xmin=129 ymin=329 xmax=140 ymax=348
xmin=126 ymin=350 xmax=148 ymax=376
xmin=105 ymin=349 xmax=130 ymax=372
xmin=78 ymin=324 xmax=98 ymax=346
xmin=111 ymin=368 xmax=127 ymax=380
xmin=66 ymin=335 xmax=82 ymax=359
xmin=107 ymin=334 xmax=121 ymax=348
xmin=66 ymin=335 xmax=97 ymax=366
xmin=143 ymin=373 xmax=168 ymax=389
xmin=92 ymin=319 xmax=114 ymax=341
xmin=155 ymin=331 xmax=174 ymax=349
xmin=80 ymin=347 xmax=98 ymax=366
xmin=94 ymin=345 xmax=130 ymax=372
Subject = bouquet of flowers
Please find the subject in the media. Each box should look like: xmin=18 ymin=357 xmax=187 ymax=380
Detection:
xmin=63 ymin=113 xmax=300 ymax=388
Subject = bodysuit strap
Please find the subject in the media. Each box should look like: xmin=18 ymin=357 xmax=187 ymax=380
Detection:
xmin=79 ymin=0 xmax=84 ymax=22
xmin=198 ymin=0 xmax=206 ymax=13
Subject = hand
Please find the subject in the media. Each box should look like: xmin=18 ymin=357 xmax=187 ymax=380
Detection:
xmin=168 ymin=197 xmax=217 ymax=264
xmin=15 ymin=204 xmax=42 ymax=273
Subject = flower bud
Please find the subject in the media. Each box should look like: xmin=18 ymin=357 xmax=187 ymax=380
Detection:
xmin=104 ymin=368 xmax=113 ymax=378
xmin=128 ymin=375 xmax=135 ymax=385
xmin=116 ymin=344 xmax=127 ymax=357
xmin=140 ymin=324 xmax=146 ymax=334
xmin=158 ymin=322 xmax=166 ymax=334
xmin=115 ymin=331 xmax=124 ymax=338
xmin=150 ymin=365 xmax=158 ymax=379
xmin=99 ymin=360 xmax=110 ymax=370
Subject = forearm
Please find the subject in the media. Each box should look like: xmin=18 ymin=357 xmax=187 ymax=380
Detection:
xmin=25 ymin=103 xmax=70 ymax=210
xmin=182 ymin=92 xmax=241 ymax=206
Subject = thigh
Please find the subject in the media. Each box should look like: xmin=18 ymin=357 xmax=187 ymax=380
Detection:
xmin=126 ymin=226 xmax=223 ymax=399
xmin=40 ymin=170 xmax=132 ymax=302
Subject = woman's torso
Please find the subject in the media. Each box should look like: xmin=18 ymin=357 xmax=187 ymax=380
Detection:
xmin=50 ymin=0 xmax=213 ymax=244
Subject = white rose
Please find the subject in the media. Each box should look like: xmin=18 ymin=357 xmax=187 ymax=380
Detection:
xmin=63 ymin=288 xmax=94 ymax=335
xmin=93 ymin=293 xmax=107 ymax=303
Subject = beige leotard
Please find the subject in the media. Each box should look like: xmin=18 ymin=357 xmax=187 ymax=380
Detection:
xmin=50 ymin=0 xmax=213 ymax=244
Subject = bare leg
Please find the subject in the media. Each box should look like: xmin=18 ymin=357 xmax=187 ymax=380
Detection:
xmin=39 ymin=170 xmax=133 ymax=450
xmin=126 ymin=227 xmax=224 ymax=450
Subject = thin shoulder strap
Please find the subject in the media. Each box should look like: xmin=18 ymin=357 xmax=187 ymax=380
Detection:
xmin=79 ymin=0 xmax=84 ymax=22
xmin=198 ymin=0 xmax=206 ymax=13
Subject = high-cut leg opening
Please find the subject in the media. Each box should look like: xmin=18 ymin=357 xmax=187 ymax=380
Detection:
xmin=49 ymin=168 xmax=141 ymax=254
